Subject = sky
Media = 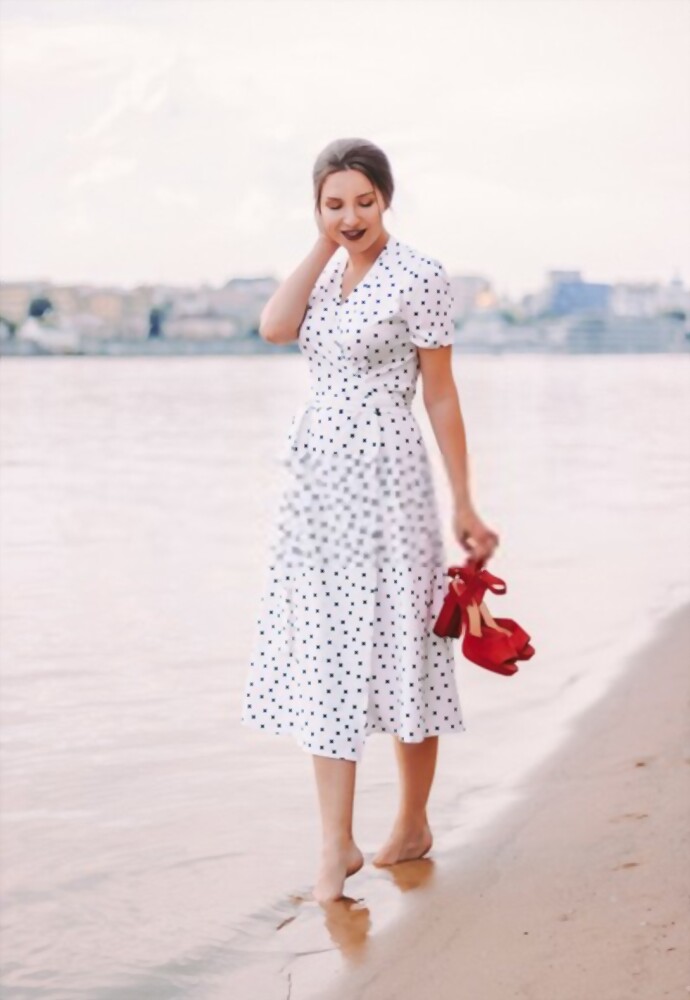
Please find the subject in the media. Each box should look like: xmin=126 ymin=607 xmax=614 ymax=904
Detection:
xmin=0 ymin=0 xmax=688 ymax=299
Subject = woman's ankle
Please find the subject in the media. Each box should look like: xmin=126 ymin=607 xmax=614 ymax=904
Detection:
xmin=320 ymin=833 xmax=357 ymax=853
xmin=394 ymin=812 xmax=429 ymax=834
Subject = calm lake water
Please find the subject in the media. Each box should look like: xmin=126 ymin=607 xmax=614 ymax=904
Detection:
xmin=1 ymin=353 xmax=689 ymax=998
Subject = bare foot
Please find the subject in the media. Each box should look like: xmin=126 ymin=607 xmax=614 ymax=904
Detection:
xmin=313 ymin=841 xmax=364 ymax=904
xmin=372 ymin=820 xmax=433 ymax=867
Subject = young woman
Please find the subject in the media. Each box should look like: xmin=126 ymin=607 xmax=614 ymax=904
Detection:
xmin=241 ymin=138 xmax=499 ymax=904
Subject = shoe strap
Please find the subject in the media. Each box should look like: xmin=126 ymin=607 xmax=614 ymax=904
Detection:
xmin=450 ymin=577 xmax=483 ymax=608
xmin=448 ymin=560 xmax=507 ymax=604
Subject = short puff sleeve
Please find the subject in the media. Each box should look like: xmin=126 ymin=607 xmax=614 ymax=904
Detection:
xmin=401 ymin=261 xmax=456 ymax=348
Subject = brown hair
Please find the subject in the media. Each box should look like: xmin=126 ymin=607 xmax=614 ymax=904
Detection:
xmin=313 ymin=138 xmax=394 ymax=214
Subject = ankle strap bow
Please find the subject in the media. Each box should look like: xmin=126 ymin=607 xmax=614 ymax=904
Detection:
xmin=447 ymin=561 xmax=507 ymax=606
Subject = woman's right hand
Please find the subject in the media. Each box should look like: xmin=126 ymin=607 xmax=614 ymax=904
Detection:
xmin=314 ymin=207 xmax=340 ymax=252
xmin=452 ymin=504 xmax=500 ymax=564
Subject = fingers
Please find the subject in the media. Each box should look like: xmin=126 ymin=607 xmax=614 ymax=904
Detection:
xmin=467 ymin=535 xmax=499 ymax=563
xmin=459 ymin=532 xmax=473 ymax=554
xmin=457 ymin=524 xmax=500 ymax=562
xmin=481 ymin=538 xmax=499 ymax=561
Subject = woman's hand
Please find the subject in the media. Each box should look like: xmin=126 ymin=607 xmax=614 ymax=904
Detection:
xmin=313 ymin=206 xmax=340 ymax=252
xmin=452 ymin=503 xmax=499 ymax=564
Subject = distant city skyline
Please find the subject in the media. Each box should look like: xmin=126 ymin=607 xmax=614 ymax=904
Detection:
xmin=0 ymin=0 xmax=688 ymax=299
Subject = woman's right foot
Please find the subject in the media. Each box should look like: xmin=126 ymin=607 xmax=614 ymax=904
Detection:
xmin=372 ymin=820 xmax=433 ymax=866
xmin=312 ymin=841 xmax=364 ymax=903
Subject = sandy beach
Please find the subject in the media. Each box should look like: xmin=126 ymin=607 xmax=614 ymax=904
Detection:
xmin=283 ymin=600 xmax=690 ymax=1000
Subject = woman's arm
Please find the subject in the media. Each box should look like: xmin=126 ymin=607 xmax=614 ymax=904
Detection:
xmin=417 ymin=347 xmax=471 ymax=509
xmin=260 ymin=236 xmax=338 ymax=344
xmin=418 ymin=347 xmax=499 ymax=562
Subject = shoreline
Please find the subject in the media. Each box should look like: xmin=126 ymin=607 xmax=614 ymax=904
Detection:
xmin=297 ymin=599 xmax=690 ymax=999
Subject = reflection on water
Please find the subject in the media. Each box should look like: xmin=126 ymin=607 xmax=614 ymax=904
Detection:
xmin=1 ymin=354 xmax=688 ymax=998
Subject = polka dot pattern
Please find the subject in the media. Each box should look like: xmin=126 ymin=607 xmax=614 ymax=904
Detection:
xmin=240 ymin=235 xmax=466 ymax=760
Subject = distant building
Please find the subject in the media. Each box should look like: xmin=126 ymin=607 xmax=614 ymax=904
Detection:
xmin=0 ymin=281 xmax=46 ymax=324
xmin=610 ymin=282 xmax=662 ymax=318
xmin=0 ymin=280 xmax=157 ymax=339
xmin=659 ymin=272 xmax=689 ymax=315
xmin=16 ymin=314 xmax=81 ymax=353
xmin=532 ymin=270 xmax=612 ymax=317
xmin=161 ymin=276 xmax=277 ymax=339
xmin=606 ymin=274 xmax=688 ymax=318
xmin=212 ymin=276 xmax=278 ymax=332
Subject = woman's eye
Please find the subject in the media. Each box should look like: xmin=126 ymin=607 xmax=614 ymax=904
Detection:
xmin=328 ymin=202 xmax=374 ymax=210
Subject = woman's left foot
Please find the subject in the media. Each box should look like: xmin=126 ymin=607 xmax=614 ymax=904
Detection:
xmin=372 ymin=821 xmax=433 ymax=866
xmin=312 ymin=841 xmax=364 ymax=903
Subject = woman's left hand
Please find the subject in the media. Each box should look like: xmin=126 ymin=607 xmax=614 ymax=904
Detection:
xmin=452 ymin=504 xmax=500 ymax=564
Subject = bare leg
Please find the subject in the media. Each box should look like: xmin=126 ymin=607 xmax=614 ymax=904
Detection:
xmin=311 ymin=755 xmax=364 ymax=903
xmin=372 ymin=735 xmax=438 ymax=866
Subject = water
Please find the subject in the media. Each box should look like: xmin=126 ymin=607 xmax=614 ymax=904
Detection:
xmin=1 ymin=353 xmax=689 ymax=998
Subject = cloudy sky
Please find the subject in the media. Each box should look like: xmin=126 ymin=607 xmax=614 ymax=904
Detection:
xmin=0 ymin=0 xmax=688 ymax=298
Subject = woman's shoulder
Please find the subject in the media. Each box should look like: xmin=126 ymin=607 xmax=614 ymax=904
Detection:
xmin=390 ymin=237 xmax=447 ymax=282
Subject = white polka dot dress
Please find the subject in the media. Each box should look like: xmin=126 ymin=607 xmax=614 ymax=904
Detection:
xmin=240 ymin=234 xmax=467 ymax=761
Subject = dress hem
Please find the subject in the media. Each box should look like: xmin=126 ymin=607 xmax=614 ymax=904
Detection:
xmin=240 ymin=715 xmax=468 ymax=762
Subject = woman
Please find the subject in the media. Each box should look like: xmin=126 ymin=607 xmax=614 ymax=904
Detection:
xmin=241 ymin=138 xmax=498 ymax=904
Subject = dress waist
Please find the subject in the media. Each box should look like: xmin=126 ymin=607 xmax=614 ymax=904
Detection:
xmin=282 ymin=390 xmax=412 ymax=473
xmin=307 ymin=390 xmax=410 ymax=413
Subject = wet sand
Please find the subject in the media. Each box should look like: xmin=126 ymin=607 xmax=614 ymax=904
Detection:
xmin=281 ymin=600 xmax=690 ymax=999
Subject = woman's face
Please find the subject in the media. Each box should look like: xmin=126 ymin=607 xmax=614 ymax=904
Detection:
xmin=318 ymin=169 xmax=387 ymax=252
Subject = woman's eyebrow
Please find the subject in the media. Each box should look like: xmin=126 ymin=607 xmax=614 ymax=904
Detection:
xmin=325 ymin=190 xmax=374 ymax=200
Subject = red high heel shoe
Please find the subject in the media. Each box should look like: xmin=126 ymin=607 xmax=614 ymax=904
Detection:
xmin=435 ymin=564 xmax=518 ymax=676
xmin=451 ymin=562 xmax=535 ymax=661
xmin=433 ymin=559 xmax=535 ymax=669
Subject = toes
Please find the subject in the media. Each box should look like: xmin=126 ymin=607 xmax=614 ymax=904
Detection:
xmin=371 ymin=834 xmax=432 ymax=866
